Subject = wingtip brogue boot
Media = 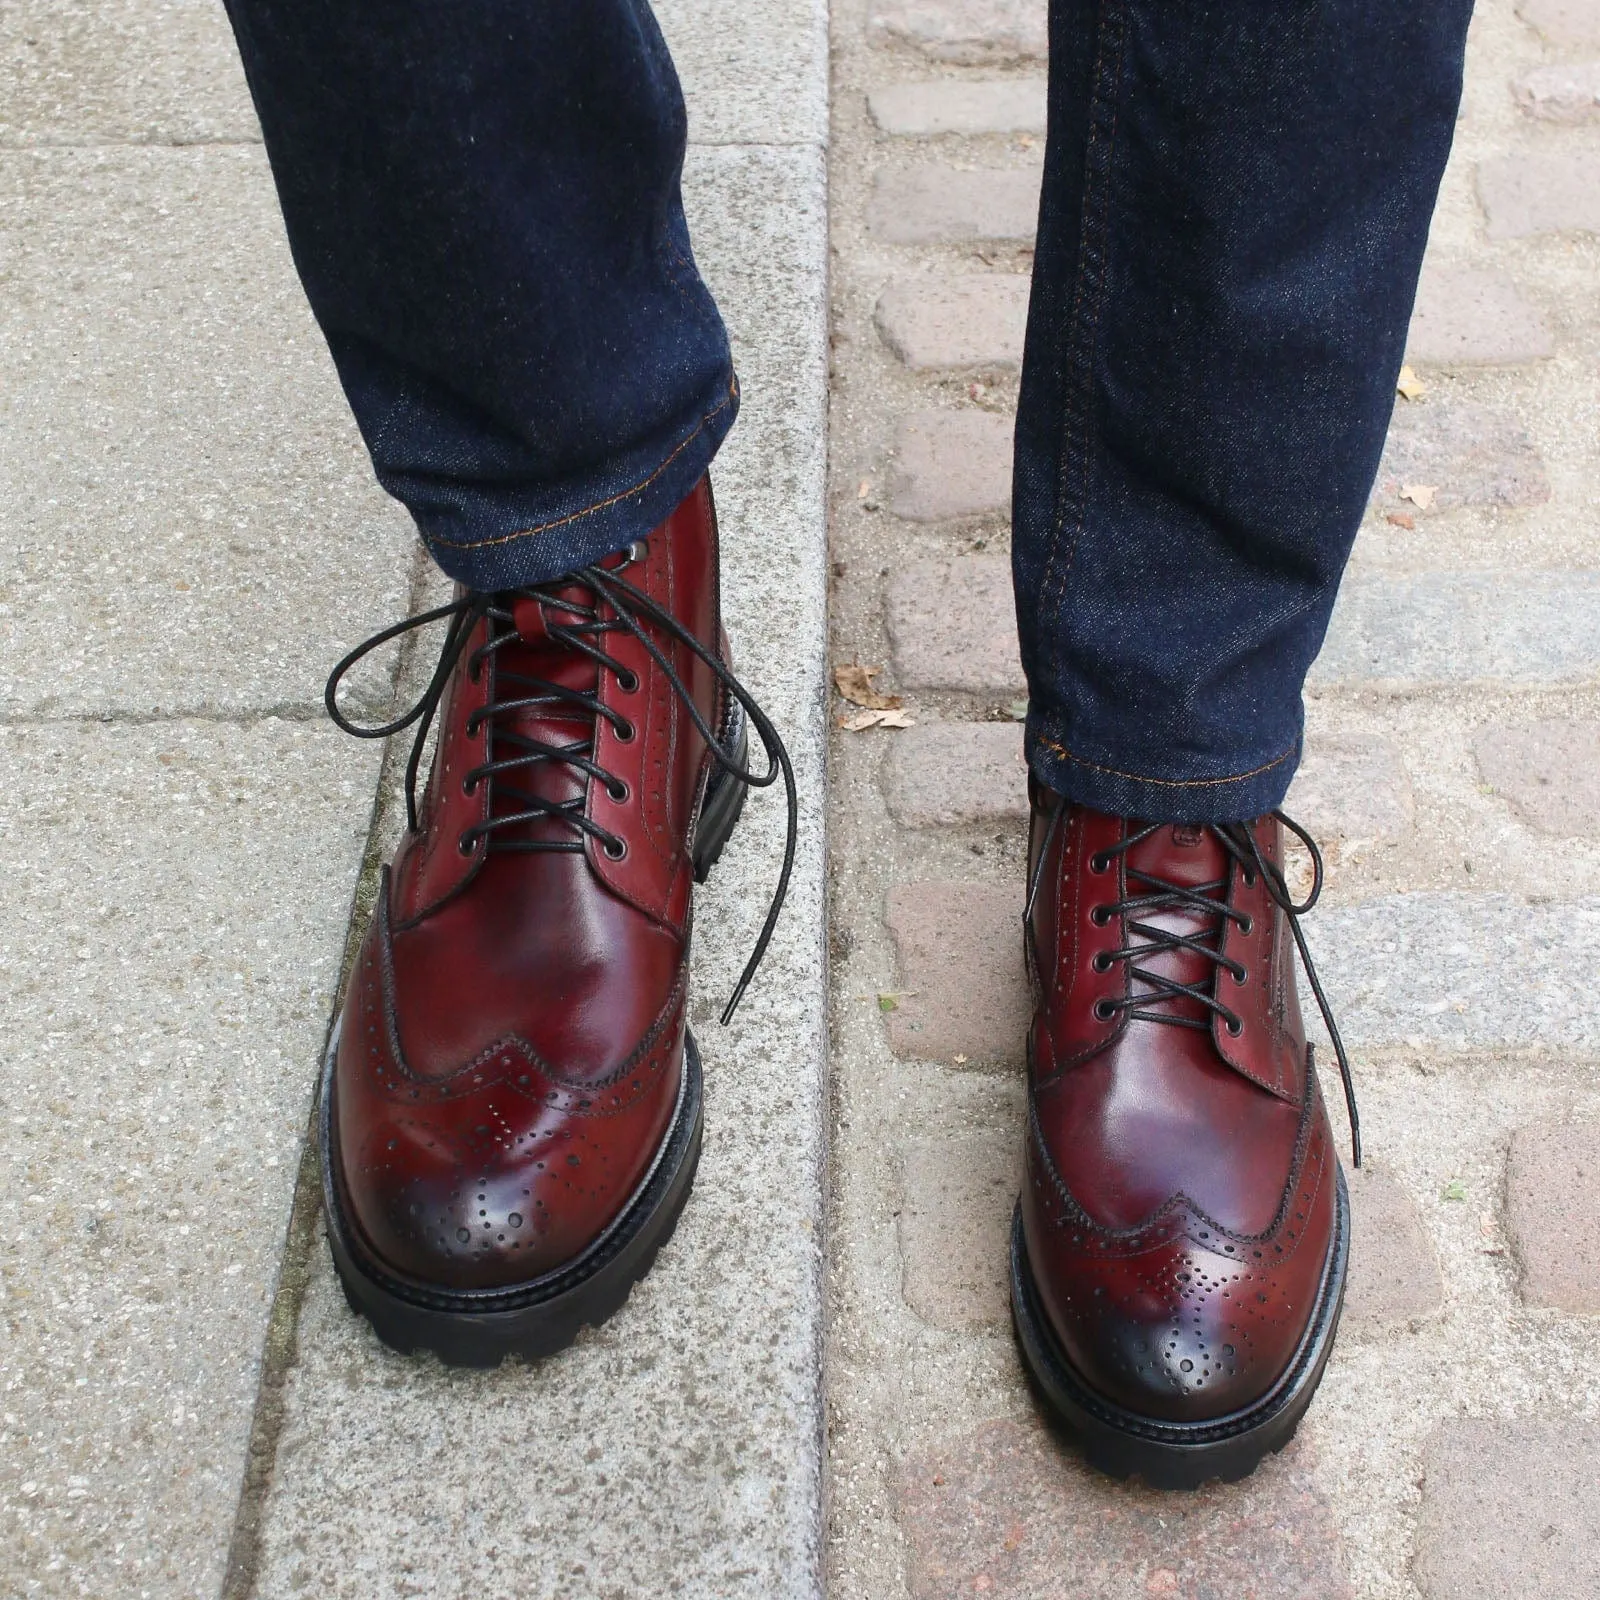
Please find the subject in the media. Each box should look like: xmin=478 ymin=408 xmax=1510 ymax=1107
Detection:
xmin=1010 ymin=783 xmax=1356 ymax=1487
xmin=318 ymin=478 xmax=791 ymax=1366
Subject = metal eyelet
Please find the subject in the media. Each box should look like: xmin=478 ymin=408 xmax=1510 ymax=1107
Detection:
xmin=1092 ymin=952 xmax=1112 ymax=973
xmin=1088 ymin=854 xmax=1109 ymax=874
xmin=457 ymin=833 xmax=476 ymax=857
xmin=603 ymin=837 xmax=627 ymax=861
xmin=607 ymin=780 xmax=630 ymax=804
xmin=1090 ymin=906 xmax=1111 ymax=926
xmin=613 ymin=718 xmax=636 ymax=744
xmin=1093 ymin=999 xmax=1117 ymax=1022
xmin=1225 ymin=1015 xmax=1244 ymax=1037
xmin=1238 ymin=914 xmax=1254 ymax=934
xmin=617 ymin=670 xmax=641 ymax=694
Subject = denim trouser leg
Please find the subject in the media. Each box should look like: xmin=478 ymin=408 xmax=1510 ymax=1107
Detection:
xmin=221 ymin=0 xmax=736 ymax=591
xmin=1014 ymin=0 xmax=1475 ymax=822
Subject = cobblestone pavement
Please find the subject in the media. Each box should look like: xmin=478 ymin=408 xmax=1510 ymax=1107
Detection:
xmin=824 ymin=1 xmax=1600 ymax=1596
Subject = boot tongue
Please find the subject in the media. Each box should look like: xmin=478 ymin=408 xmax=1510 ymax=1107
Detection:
xmin=487 ymin=584 xmax=605 ymax=847
xmin=1120 ymin=823 xmax=1231 ymax=1027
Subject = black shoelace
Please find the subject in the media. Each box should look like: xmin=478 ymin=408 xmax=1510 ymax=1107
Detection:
xmin=324 ymin=544 xmax=796 ymax=1025
xmin=1027 ymin=803 xmax=1361 ymax=1165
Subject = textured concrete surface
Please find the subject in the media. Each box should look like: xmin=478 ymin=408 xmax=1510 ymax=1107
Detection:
xmin=247 ymin=143 xmax=832 ymax=1600
xmin=1 ymin=2 xmax=833 ymax=1597
xmin=0 ymin=147 xmax=416 ymax=719
xmin=0 ymin=720 xmax=382 ymax=1598
xmin=0 ymin=0 xmax=256 ymax=145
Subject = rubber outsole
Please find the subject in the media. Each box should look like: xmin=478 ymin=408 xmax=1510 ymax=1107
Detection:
xmin=319 ymin=705 xmax=749 ymax=1367
xmin=1009 ymin=1169 xmax=1350 ymax=1489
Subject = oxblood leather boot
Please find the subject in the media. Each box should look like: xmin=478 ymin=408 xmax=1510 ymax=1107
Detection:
xmin=317 ymin=478 xmax=791 ymax=1365
xmin=1009 ymin=783 xmax=1358 ymax=1487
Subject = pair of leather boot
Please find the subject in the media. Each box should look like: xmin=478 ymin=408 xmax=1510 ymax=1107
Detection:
xmin=319 ymin=477 xmax=1352 ymax=1487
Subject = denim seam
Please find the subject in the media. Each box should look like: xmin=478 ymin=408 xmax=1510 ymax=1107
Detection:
xmin=426 ymin=376 xmax=737 ymax=552
xmin=1036 ymin=734 xmax=1298 ymax=790
xmin=1036 ymin=0 xmax=1130 ymax=687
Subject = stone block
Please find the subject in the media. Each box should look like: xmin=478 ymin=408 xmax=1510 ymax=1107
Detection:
xmin=886 ymin=881 xmax=1029 ymax=1064
xmin=1314 ymin=894 xmax=1600 ymax=1053
xmin=867 ymin=0 xmax=1048 ymax=65
xmin=1506 ymin=1120 xmax=1600 ymax=1312
xmin=1285 ymin=734 xmax=1413 ymax=844
xmin=1342 ymin=1166 xmax=1443 ymax=1328
xmin=1478 ymin=151 xmax=1600 ymax=239
xmin=1406 ymin=265 xmax=1554 ymax=365
xmin=899 ymin=1126 xmax=1019 ymax=1329
xmin=1372 ymin=401 xmax=1550 ymax=511
xmin=875 ymin=275 xmax=1030 ymax=370
xmin=886 ymin=557 xmax=1025 ymax=695
xmin=1416 ymin=1419 xmax=1600 ymax=1598
xmin=1310 ymin=573 xmax=1600 ymax=687
xmin=1514 ymin=61 xmax=1600 ymax=121
xmin=1474 ymin=718 xmax=1600 ymax=835
xmin=0 ymin=718 xmax=382 ymax=1597
xmin=868 ymin=77 xmax=1048 ymax=136
xmin=889 ymin=409 xmax=1014 ymax=520
xmin=869 ymin=162 xmax=1042 ymax=243
xmin=884 ymin=721 xmax=1028 ymax=828
xmin=1516 ymin=0 xmax=1600 ymax=45
xmin=898 ymin=1420 xmax=1352 ymax=1597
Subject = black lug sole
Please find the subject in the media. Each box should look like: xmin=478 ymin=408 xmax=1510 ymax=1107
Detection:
xmin=318 ymin=707 xmax=748 ymax=1367
xmin=1009 ymin=1169 xmax=1350 ymax=1489
xmin=321 ymin=1027 xmax=705 ymax=1368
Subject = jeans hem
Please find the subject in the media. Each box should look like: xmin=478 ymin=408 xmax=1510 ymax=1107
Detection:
xmin=1027 ymin=729 xmax=1301 ymax=824
xmin=409 ymin=374 xmax=738 ymax=590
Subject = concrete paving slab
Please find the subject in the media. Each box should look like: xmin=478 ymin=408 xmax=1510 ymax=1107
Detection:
xmin=246 ymin=142 xmax=830 ymax=1600
xmin=0 ymin=0 xmax=827 ymax=152
xmin=657 ymin=0 xmax=828 ymax=148
xmin=0 ymin=0 xmax=257 ymax=146
xmin=0 ymin=146 xmax=416 ymax=719
xmin=0 ymin=717 xmax=382 ymax=1599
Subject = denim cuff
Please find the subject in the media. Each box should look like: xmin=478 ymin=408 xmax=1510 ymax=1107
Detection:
xmin=1025 ymin=722 xmax=1302 ymax=824
xmin=404 ymin=372 xmax=739 ymax=592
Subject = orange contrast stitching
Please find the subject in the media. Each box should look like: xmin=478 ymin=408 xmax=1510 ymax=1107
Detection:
xmin=1034 ymin=734 xmax=1298 ymax=789
xmin=429 ymin=378 xmax=738 ymax=552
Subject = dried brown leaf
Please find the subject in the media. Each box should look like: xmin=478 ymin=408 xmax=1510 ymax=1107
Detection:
xmin=834 ymin=662 xmax=902 ymax=710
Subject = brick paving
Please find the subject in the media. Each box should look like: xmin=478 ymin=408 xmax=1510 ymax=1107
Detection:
xmin=825 ymin=1 xmax=1600 ymax=1596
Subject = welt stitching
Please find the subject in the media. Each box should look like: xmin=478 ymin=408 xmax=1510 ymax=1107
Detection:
xmin=428 ymin=379 xmax=736 ymax=552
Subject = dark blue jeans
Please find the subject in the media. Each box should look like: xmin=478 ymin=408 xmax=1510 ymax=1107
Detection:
xmin=224 ymin=0 xmax=1473 ymax=822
